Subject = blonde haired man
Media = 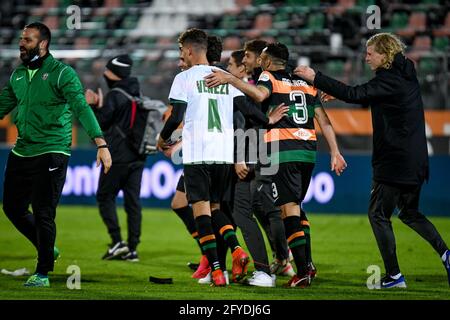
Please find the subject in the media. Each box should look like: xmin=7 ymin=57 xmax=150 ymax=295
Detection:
xmin=295 ymin=32 xmax=450 ymax=288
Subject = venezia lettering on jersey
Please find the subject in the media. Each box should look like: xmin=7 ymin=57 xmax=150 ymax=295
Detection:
xmin=196 ymin=80 xmax=229 ymax=95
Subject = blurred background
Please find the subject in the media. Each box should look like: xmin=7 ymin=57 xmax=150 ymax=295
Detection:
xmin=0 ymin=0 xmax=449 ymax=213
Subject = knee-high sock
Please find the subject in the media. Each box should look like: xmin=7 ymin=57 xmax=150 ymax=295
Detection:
xmin=195 ymin=215 xmax=220 ymax=271
xmin=174 ymin=206 xmax=203 ymax=255
xmin=284 ymin=215 xmax=307 ymax=276
xmin=214 ymin=228 xmax=227 ymax=270
xmin=211 ymin=209 xmax=240 ymax=253
xmin=300 ymin=209 xmax=312 ymax=264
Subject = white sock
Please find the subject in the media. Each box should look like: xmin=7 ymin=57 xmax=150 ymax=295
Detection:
xmin=391 ymin=273 xmax=402 ymax=280
xmin=442 ymin=250 xmax=448 ymax=262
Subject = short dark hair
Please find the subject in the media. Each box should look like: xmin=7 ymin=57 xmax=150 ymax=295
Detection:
xmin=231 ymin=49 xmax=245 ymax=66
xmin=243 ymin=39 xmax=267 ymax=55
xmin=263 ymin=42 xmax=289 ymax=65
xmin=25 ymin=22 xmax=51 ymax=49
xmin=207 ymin=35 xmax=223 ymax=64
xmin=178 ymin=28 xmax=208 ymax=52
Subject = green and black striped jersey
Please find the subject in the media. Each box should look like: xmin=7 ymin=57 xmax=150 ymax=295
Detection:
xmin=257 ymin=69 xmax=322 ymax=164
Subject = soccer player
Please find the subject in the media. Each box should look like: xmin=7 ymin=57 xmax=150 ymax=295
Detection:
xmin=0 ymin=22 xmax=112 ymax=287
xmin=168 ymin=36 xmax=232 ymax=280
xmin=236 ymin=40 xmax=297 ymax=278
xmin=157 ymin=28 xmax=287 ymax=286
xmin=205 ymin=42 xmax=347 ymax=287
xmin=226 ymin=49 xmax=277 ymax=287
xmin=295 ymin=32 xmax=450 ymax=288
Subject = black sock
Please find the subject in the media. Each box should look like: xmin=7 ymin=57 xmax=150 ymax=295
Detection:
xmin=174 ymin=206 xmax=203 ymax=254
xmin=300 ymin=210 xmax=312 ymax=264
xmin=195 ymin=215 xmax=220 ymax=271
xmin=215 ymin=229 xmax=227 ymax=270
xmin=284 ymin=215 xmax=307 ymax=276
xmin=211 ymin=209 xmax=240 ymax=253
xmin=174 ymin=206 xmax=196 ymax=233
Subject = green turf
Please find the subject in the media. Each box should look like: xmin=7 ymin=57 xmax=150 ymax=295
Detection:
xmin=0 ymin=206 xmax=449 ymax=300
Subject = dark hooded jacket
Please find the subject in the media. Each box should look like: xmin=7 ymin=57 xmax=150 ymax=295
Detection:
xmin=94 ymin=76 xmax=146 ymax=163
xmin=313 ymin=52 xmax=429 ymax=185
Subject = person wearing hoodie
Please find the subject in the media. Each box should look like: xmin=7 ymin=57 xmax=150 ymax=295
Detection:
xmin=295 ymin=32 xmax=450 ymax=289
xmin=85 ymin=54 xmax=145 ymax=262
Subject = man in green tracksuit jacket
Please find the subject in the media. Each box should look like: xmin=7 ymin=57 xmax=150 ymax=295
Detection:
xmin=0 ymin=22 xmax=112 ymax=287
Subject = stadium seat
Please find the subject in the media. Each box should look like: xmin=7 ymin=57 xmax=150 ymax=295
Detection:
xmin=122 ymin=15 xmax=139 ymax=29
xmin=357 ymin=0 xmax=375 ymax=6
xmin=413 ymin=35 xmax=432 ymax=51
xmin=326 ymin=60 xmax=345 ymax=77
xmin=287 ymin=0 xmax=320 ymax=6
xmin=277 ymin=34 xmax=294 ymax=46
xmin=253 ymin=0 xmax=272 ymax=4
xmin=397 ymin=11 xmax=427 ymax=37
xmin=432 ymin=12 xmax=450 ymax=37
xmin=433 ymin=36 xmax=449 ymax=52
xmin=419 ymin=57 xmax=440 ymax=75
xmin=42 ymin=0 xmax=58 ymax=8
xmin=306 ymin=12 xmax=325 ymax=31
xmin=253 ymin=13 xmax=272 ymax=31
xmin=273 ymin=9 xmax=291 ymax=30
xmin=389 ymin=12 xmax=409 ymax=30
xmin=220 ymin=15 xmax=238 ymax=30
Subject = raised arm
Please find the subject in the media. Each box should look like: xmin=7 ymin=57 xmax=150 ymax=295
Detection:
xmin=205 ymin=69 xmax=270 ymax=103
xmin=294 ymin=66 xmax=396 ymax=105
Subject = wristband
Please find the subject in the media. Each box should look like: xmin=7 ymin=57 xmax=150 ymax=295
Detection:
xmin=97 ymin=144 xmax=108 ymax=149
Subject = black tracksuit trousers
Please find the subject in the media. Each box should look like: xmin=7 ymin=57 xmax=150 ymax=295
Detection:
xmin=96 ymin=161 xmax=145 ymax=251
xmin=2 ymin=152 xmax=69 ymax=275
xmin=368 ymin=180 xmax=448 ymax=276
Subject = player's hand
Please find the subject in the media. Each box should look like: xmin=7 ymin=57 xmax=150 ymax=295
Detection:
xmin=294 ymin=66 xmax=316 ymax=83
xmin=157 ymin=135 xmax=168 ymax=152
xmin=268 ymin=103 xmax=289 ymax=125
xmin=97 ymin=148 xmax=112 ymax=174
xmin=85 ymin=89 xmax=99 ymax=106
xmin=235 ymin=163 xmax=249 ymax=180
xmin=320 ymin=91 xmax=335 ymax=103
xmin=204 ymin=69 xmax=232 ymax=88
xmin=331 ymin=152 xmax=347 ymax=176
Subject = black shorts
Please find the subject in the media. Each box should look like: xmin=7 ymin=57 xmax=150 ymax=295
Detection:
xmin=271 ymin=162 xmax=315 ymax=206
xmin=176 ymin=172 xmax=185 ymax=193
xmin=184 ymin=164 xmax=232 ymax=204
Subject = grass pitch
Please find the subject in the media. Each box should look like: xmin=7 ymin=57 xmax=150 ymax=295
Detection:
xmin=0 ymin=206 xmax=449 ymax=300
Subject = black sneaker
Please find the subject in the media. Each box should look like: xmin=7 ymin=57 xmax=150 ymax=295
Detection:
xmin=187 ymin=262 xmax=200 ymax=271
xmin=102 ymin=241 xmax=129 ymax=260
xmin=122 ymin=251 xmax=139 ymax=262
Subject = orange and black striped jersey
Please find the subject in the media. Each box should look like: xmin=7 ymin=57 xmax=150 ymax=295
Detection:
xmin=257 ymin=69 xmax=322 ymax=164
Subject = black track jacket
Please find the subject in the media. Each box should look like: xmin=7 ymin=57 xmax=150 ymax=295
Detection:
xmin=313 ymin=52 xmax=429 ymax=186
